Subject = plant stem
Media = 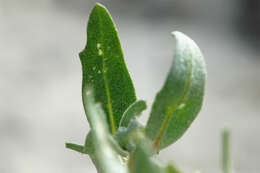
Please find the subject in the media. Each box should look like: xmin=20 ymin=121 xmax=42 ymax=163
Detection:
xmin=222 ymin=128 xmax=231 ymax=173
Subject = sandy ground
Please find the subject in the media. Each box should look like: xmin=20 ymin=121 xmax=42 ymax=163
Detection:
xmin=0 ymin=1 xmax=260 ymax=173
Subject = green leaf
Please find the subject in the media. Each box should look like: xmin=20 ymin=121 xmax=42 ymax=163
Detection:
xmin=120 ymin=100 xmax=147 ymax=127
xmin=65 ymin=143 xmax=86 ymax=154
xmin=79 ymin=3 xmax=136 ymax=135
xmin=83 ymin=87 xmax=127 ymax=173
xmin=146 ymin=31 xmax=206 ymax=150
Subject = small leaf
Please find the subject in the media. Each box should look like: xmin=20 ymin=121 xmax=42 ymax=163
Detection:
xmin=83 ymin=87 xmax=127 ymax=173
xmin=65 ymin=143 xmax=86 ymax=154
xmin=79 ymin=3 xmax=136 ymax=135
xmin=120 ymin=100 xmax=147 ymax=127
xmin=146 ymin=31 xmax=206 ymax=150
xmin=65 ymin=132 xmax=95 ymax=156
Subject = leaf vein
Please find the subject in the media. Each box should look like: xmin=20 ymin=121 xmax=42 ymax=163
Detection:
xmin=97 ymin=10 xmax=116 ymax=135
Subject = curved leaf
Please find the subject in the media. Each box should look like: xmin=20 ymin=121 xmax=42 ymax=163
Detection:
xmin=79 ymin=3 xmax=136 ymax=134
xmin=120 ymin=100 xmax=147 ymax=127
xmin=146 ymin=31 xmax=206 ymax=150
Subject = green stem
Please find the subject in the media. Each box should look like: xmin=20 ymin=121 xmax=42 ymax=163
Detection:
xmin=222 ymin=128 xmax=231 ymax=173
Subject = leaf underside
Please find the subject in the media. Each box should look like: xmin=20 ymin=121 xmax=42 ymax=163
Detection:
xmin=79 ymin=3 xmax=136 ymax=134
xmin=146 ymin=31 xmax=206 ymax=150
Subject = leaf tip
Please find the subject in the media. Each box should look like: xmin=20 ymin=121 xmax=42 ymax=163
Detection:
xmin=170 ymin=31 xmax=190 ymax=48
xmin=93 ymin=2 xmax=107 ymax=11
xmin=170 ymin=31 xmax=191 ymax=43
xmin=171 ymin=31 xmax=184 ymax=38
xmin=65 ymin=142 xmax=85 ymax=154
xmin=171 ymin=31 xmax=181 ymax=36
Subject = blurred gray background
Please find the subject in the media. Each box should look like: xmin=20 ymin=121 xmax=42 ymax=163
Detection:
xmin=1 ymin=0 xmax=260 ymax=173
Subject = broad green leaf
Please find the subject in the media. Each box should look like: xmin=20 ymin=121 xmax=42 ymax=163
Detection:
xmin=83 ymin=88 xmax=127 ymax=173
xmin=79 ymin=3 xmax=136 ymax=135
xmin=146 ymin=31 xmax=206 ymax=150
xmin=120 ymin=100 xmax=147 ymax=127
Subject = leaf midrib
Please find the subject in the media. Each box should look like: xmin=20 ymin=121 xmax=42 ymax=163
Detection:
xmin=153 ymin=44 xmax=193 ymax=149
xmin=97 ymin=9 xmax=116 ymax=135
